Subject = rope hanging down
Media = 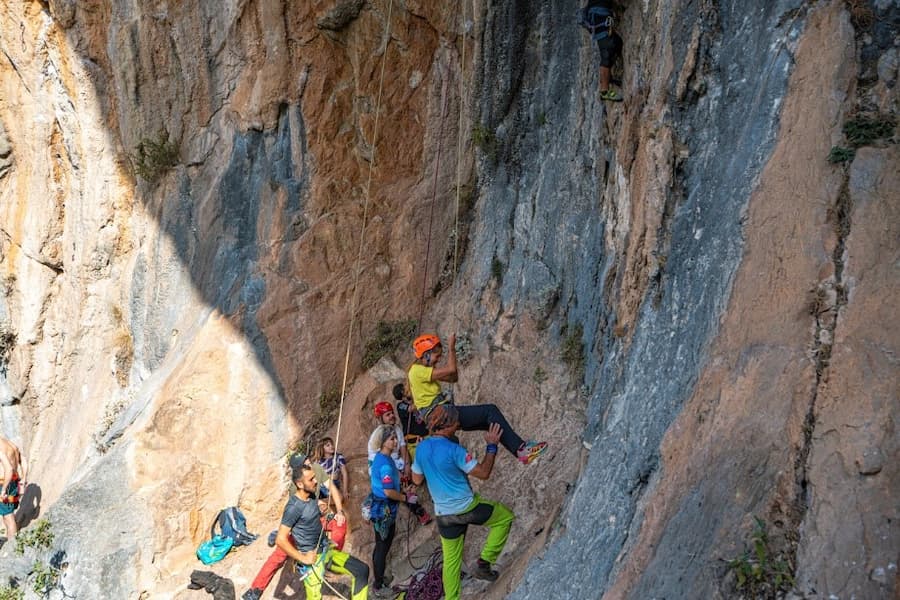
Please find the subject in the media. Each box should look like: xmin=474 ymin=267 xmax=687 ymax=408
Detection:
xmin=308 ymin=3 xmax=395 ymax=579
xmin=416 ymin=69 xmax=451 ymax=333
xmin=331 ymin=0 xmax=395 ymax=472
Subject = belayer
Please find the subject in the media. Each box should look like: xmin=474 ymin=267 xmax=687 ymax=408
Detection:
xmin=580 ymin=0 xmax=624 ymax=102
xmin=407 ymin=333 xmax=547 ymax=465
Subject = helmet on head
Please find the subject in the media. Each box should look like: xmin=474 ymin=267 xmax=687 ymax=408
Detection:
xmin=374 ymin=401 xmax=394 ymax=418
xmin=413 ymin=334 xmax=441 ymax=359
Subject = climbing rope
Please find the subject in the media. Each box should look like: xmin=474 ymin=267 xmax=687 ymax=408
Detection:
xmin=397 ymin=547 xmax=444 ymax=600
xmin=330 ymin=0 xmax=395 ymax=488
xmin=305 ymin=0 xmax=396 ymax=566
xmin=453 ymin=0 xmax=471 ymax=278
xmin=416 ymin=65 xmax=451 ymax=334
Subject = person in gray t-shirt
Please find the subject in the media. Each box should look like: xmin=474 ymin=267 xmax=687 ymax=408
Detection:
xmin=275 ymin=463 xmax=370 ymax=600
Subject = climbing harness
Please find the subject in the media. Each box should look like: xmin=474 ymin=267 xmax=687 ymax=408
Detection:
xmin=579 ymin=5 xmax=614 ymax=40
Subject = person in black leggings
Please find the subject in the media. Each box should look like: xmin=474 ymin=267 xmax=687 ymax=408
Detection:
xmin=369 ymin=425 xmax=407 ymax=597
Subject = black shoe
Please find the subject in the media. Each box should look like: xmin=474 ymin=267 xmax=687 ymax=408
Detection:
xmin=242 ymin=589 xmax=262 ymax=600
xmin=371 ymin=584 xmax=394 ymax=598
xmin=473 ymin=559 xmax=499 ymax=582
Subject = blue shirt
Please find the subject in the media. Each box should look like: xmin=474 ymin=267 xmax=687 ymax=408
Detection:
xmin=411 ymin=436 xmax=478 ymax=516
xmin=370 ymin=452 xmax=400 ymax=518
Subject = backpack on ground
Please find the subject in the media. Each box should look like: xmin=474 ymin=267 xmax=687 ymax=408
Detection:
xmin=196 ymin=535 xmax=234 ymax=565
xmin=579 ymin=4 xmax=614 ymax=40
xmin=212 ymin=506 xmax=258 ymax=547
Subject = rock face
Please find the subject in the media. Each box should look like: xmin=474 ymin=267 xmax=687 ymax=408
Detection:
xmin=0 ymin=0 xmax=896 ymax=599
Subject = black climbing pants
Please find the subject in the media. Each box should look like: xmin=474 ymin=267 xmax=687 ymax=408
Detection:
xmin=596 ymin=32 xmax=623 ymax=67
xmin=372 ymin=521 xmax=396 ymax=588
xmin=457 ymin=404 xmax=524 ymax=456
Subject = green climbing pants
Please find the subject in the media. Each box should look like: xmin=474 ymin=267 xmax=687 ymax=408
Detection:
xmin=301 ymin=547 xmax=369 ymax=600
xmin=435 ymin=495 xmax=515 ymax=600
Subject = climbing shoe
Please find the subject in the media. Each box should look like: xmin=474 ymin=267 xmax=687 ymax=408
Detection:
xmin=371 ymin=584 xmax=395 ymax=598
xmin=517 ymin=440 xmax=548 ymax=465
xmin=600 ymin=89 xmax=623 ymax=102
xmin=473 ymin=559 xmax=499 ymax=582
xmin=242 ymin=589 xmax=262 ymax=600
xmin=517 ymin=440 xmax=548 ymax=464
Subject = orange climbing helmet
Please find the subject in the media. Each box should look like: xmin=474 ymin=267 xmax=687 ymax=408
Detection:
xmin=374 ymin=401 xmax=394 ymax=418
xmin=413 ymin=334 xmax=441 ymax=359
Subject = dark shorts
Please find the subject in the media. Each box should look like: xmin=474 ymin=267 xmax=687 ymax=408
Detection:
xmin=435 ymin=501 xmax=495 ymax=540
xmin=0 ymin=477 xmax=19 ymax=516
xmin=596 ymin=32 xmax=623 ymax=67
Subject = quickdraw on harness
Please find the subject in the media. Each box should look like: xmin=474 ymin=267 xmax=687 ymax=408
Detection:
xmin=294 ymin=537 xmax=333 ymax=582
xmin=579 ymin=5 xmax=614 ymax=40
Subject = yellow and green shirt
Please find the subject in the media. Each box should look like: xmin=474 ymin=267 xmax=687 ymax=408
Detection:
xmin=408 ymin=363 xmax=442 ymax=410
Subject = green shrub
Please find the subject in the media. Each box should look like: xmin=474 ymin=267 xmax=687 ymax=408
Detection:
xmin=361 ymin=319 xmax=417 ymax=370
xmin=560 ymin=323 xmax=585 ymax=380
xmin=31 ymin=560 xmax=60 ymax=596
xmin=843 ymin=114 xmax=895 ymax=147
xmin=725 ymin=517 xmax=795 ymax=598
xmin=0 ymin=585 xmax=23 ymax=600
xmin=0 ymin=329 xmax=14 ymax=372
xmin=827 ymin=146 xmax=855 ymax=163
xmin=532 ymin=366 xmax=548 ymax=384
xmin=16 ymin=519 xmax=54 ymax=555
xmin=472 ymin=124 xmax=498 ymax=161
xmin=490 ymin=257 xmax=504 ymax=283
xmin=131 ymin=130 xmax=179 ymax=183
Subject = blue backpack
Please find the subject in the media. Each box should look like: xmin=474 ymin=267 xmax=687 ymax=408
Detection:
xmin=213 ymin=506 xmax=258 ymax=547
xmin=579 ymin=4 xmax=614 ymax=40
xmin=195 ymin=507 xmax=258 ymax=565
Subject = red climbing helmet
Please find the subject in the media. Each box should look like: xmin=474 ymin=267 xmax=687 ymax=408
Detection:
xmin=374 ymin=401 xmax=394 ymax=418
xmin=413 ymin=334 xmax=441 ymax=358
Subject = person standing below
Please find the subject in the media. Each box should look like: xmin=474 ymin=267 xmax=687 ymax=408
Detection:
xmin=411 ymin=405 xmax=514 ymax=600
xmin=0 ymin=437 xmax=27 ymax=539
xmin=393 ymin=383 xmax=428 ymax=463
xmin=314 ymin=437 xmax=349 ymax=497
xmin=367 ymin=401 xmax=431 ymax=525
xmin=275 ymin=462 xmax=369 ymax=600
xmin=368 ymin=425 xmax=407 ymax=597
xmin=408 ymin=333 xmax=546 ymax=465
xmin=580 ymin=0 xmax=624 ymax=101
xmin=242 ymin=453 xmax=347 ymax=600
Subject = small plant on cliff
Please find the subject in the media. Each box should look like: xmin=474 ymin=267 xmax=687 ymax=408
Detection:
xmin=827 ymin=146 xmax=855 ymax=164
xmin=532 ymin=366 xmax=548 ymax=384
xmin=0 ymin=329 xmax=15 ymax=375
xmin=845 ymin=0 xmax=875 ymax=29
xmin=300 ymin=386 xmax=343 ymax=445
xmin=30 ymin=560 xmax=60 ymax=596
xmin=725 ymin=517 xmax=795 ymax=598
xmin=560 ymin=322 xmax=585 ymax=380
xmin=0 ymin=275 xmax=14 ymax=297
xmin=0 ymin=585 xmax=23 ymax=600
xmin=15 ymin=519 xmax=54 ymax=555
xmin=453 ymin=332 xmax=473 ymax=364
xmin=472 ymin=124 xmax=498 ymax=162
xmin=843 ymin=113 xmax=896 ymax=147
xmin=361 ymin=319 xmax=417 ymax=370
xmin=490 ymin=256 xmax=504 ymax=284
xmin=131 ymin=130 xmax=180 ymax=183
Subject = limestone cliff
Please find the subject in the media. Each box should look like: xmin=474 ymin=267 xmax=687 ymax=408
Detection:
xmin=0 ymin=0 xmax=896 ymax=599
